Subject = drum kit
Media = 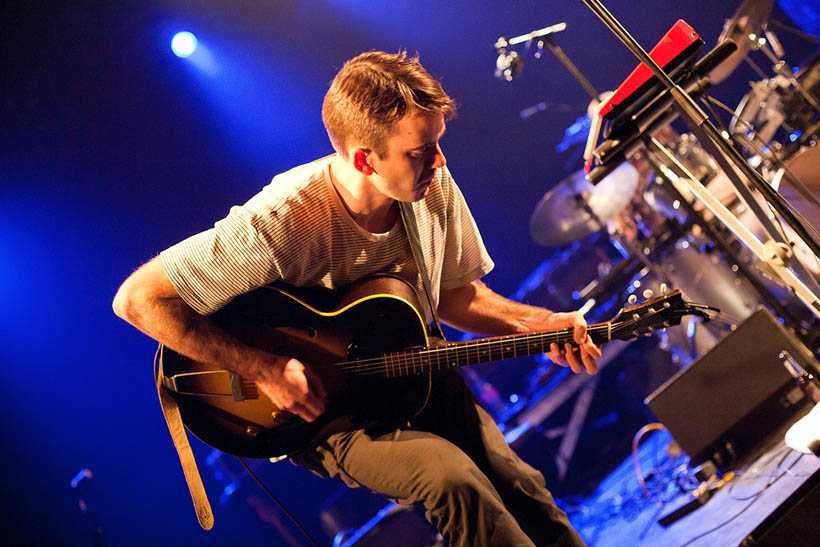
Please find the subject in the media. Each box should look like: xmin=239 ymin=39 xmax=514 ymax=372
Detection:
xmin=455 ymin=1 xmax=820 ymax=494
xmin=522 ymin=0 xmax=820 ymax=368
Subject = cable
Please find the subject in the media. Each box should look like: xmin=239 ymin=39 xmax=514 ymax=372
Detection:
xmin=632 ymin=423 xmax=666 ymax=496
xmin=677 ymin=495 xmax=758 ymax=547
xmin=678 ymin=450 xmax=805 ymax=546
xmin=237 ymin=457 xmax=320 ymax=547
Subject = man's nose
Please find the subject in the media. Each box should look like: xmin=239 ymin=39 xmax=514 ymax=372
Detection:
xmin=430 ymin=143 xmax=446 ymax=168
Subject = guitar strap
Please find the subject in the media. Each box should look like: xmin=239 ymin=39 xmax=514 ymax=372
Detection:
xmin=155 ymin=346 xmax=214 ymax=530
xmin=398 ymin=201 xmax=445 ymax=340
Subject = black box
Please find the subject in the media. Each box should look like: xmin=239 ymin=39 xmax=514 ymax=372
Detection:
xmin=645 ymin=308 xmax=819 ymax=470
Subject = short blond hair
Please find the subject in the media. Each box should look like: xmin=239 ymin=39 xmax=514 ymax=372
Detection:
xmin=322 ymin=51 xmax=456 ymax=158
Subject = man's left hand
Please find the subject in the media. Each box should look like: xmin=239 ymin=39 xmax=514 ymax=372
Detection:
xmin=545 ymin=311 xmax=602 ymax=374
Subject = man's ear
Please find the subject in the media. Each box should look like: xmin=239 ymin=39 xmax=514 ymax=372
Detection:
xmin=352 ymin=148 xmax=375 ymax=175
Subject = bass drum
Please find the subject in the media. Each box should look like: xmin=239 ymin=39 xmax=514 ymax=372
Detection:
xmin=659 ymin=237 xmax=764 ymax=326
xmin=518 ymin=231 xmax=633 ymax=316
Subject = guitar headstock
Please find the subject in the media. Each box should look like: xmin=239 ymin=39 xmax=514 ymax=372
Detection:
xmin=608 ymin=289 xmax=717 ymax=342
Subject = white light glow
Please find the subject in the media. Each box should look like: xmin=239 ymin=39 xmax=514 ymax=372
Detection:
xmin=171 ymin=31 xmax=197 ymax=58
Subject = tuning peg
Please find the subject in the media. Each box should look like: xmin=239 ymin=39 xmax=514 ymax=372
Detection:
xmin=642 ymin=289 xmax=654 ymax=299
xmin=660 ymin=283 xmax=668 ymax=294
xmin=628 ymin=294 xmax=638 ymax=305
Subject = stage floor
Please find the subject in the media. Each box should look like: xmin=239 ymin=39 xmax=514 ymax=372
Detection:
xmin=567 ymin=429 xmax=820 ymax=547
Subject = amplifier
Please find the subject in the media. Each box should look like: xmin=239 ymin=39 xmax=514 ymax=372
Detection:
xmin=645 ymin=308 xmax=819 ymax=470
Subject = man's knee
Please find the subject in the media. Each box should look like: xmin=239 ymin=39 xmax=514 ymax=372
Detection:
xmin=414 ymin=456 xmax=500 ymax=508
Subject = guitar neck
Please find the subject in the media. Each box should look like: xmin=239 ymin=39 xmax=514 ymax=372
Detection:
xmin=341 ymin=321 xmax=614 ymax=378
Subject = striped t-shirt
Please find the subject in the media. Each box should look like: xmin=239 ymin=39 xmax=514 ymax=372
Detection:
xmin=160 ymin=155 xmax=494 ymax=323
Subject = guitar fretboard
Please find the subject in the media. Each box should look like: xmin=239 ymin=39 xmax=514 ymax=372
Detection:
xmin=340 ymin=323 xmax=613 ymax=377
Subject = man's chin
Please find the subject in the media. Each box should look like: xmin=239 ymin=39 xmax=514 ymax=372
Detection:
xmin=413 ymin=182 xmax=432 ymax=200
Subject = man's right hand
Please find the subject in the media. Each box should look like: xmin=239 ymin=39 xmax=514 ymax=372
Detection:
xmin=113 ymin=257 xmax=328 ymax=423
xmin=255 ymin=357 xmax=327 ymax=422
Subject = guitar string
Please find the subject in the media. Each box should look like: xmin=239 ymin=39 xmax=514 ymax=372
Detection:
xmin=335 ymin=323 xmax=617 ymax=375
xmin=340 ymin=321 xmax=624 ymax=374
xmin=343 ymin=329 xmax=604 ymax=376
xmin=335 ymin=306 xmax=677 ymax=376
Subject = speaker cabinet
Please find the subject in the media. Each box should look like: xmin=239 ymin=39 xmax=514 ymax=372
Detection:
xmin=645 ymin=308 xmax=819 ymax=470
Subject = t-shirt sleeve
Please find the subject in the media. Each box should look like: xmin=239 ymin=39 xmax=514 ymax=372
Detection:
xmin=438 ymin=168 xmax=495 ymax=290
xmin=160 ymin=202 xmax=285 ymax=315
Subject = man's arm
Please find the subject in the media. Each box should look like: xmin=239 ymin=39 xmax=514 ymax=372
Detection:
xmin=437 ymin=279 xmax=601 ymax=374
xmin=112 ymin=256 xmax=326 ymax=421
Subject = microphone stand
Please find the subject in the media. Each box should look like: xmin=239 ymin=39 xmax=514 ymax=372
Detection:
xmin=542 ymin=35 xmax=601 ymax=101
xmin=579 ymin=0 xmax=820 ymax=319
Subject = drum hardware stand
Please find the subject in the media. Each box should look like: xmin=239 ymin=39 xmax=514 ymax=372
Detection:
xmin=504 ymin=338 xmax=635 ymax=466
xmin=766 ymin=18 xmax=820 ymax=46
xmin=784 ymin=118 xmax=820 ymax=157
xmin=743 ymin=53 xmax=770 ymax=80
xmin=639 ymin=140 xmax=801 ymax=328
xmin=572 ymin=191 xmax=676 ymax=307
xmin=555 ymin=374 xmax=599 ymax=480
xmin=580 ymin=0 xmax=820 ymax=319
xmin=728 ymin=128 xmax=820 ymax=211
xmin=752 ymin=31 xmax=820 ymax=118
xmin=692 ymin=101 xmax=820 ymax=260
xmin=704 ymin=93 xmax=820 ymax=212
xmin=71 ymin=468 xmax=105 ymax=547
xmin=541 ymin=34 xmax=601 ymax=102
xmin=643 ymin=136 xmax=820 ymax=319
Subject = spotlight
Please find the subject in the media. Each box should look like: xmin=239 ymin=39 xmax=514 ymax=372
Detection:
xmin=171 ymin=31 xmax=197 ymax=58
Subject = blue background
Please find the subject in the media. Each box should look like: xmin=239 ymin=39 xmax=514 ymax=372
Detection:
xmin=2 ymin=1 xmax=815 ymax=544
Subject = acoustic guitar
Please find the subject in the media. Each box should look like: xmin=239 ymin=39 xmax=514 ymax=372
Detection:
xmin=157 ymin=274 xmax=712 ymax=458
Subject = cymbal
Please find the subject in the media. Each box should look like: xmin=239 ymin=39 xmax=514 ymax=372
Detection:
xmin=529 ymin=162 xmax=639 ymax=247
xmin=710 ymin=0 xmax=775 ymax=83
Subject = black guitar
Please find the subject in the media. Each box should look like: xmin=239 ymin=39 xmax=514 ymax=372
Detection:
xmin=157 ymin=274 xmax=712 ymax=458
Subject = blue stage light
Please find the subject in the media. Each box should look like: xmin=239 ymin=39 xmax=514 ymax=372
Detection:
xmin=171 ymin=31 xmax=197 ymax=58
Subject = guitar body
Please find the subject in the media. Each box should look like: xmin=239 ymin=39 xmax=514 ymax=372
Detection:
xmin=159 ymin=275 xmax=432 ymax=458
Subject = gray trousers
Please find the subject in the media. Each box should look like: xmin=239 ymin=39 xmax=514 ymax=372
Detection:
xmin=293 ymin=370 xmax=586 ymax=546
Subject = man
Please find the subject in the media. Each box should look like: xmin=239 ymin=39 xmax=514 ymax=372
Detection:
xmin=113 ymin=50 xmax=600 ymax=546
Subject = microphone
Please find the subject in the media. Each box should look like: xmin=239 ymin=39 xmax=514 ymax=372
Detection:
xmin=494 ymin=22 xmax=567 ymax=81
xmin=495 ymin=50 xmax=523 ymax=81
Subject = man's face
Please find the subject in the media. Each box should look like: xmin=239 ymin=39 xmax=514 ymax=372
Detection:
xmin=367 ymin=111 xmax=447 ymax=202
